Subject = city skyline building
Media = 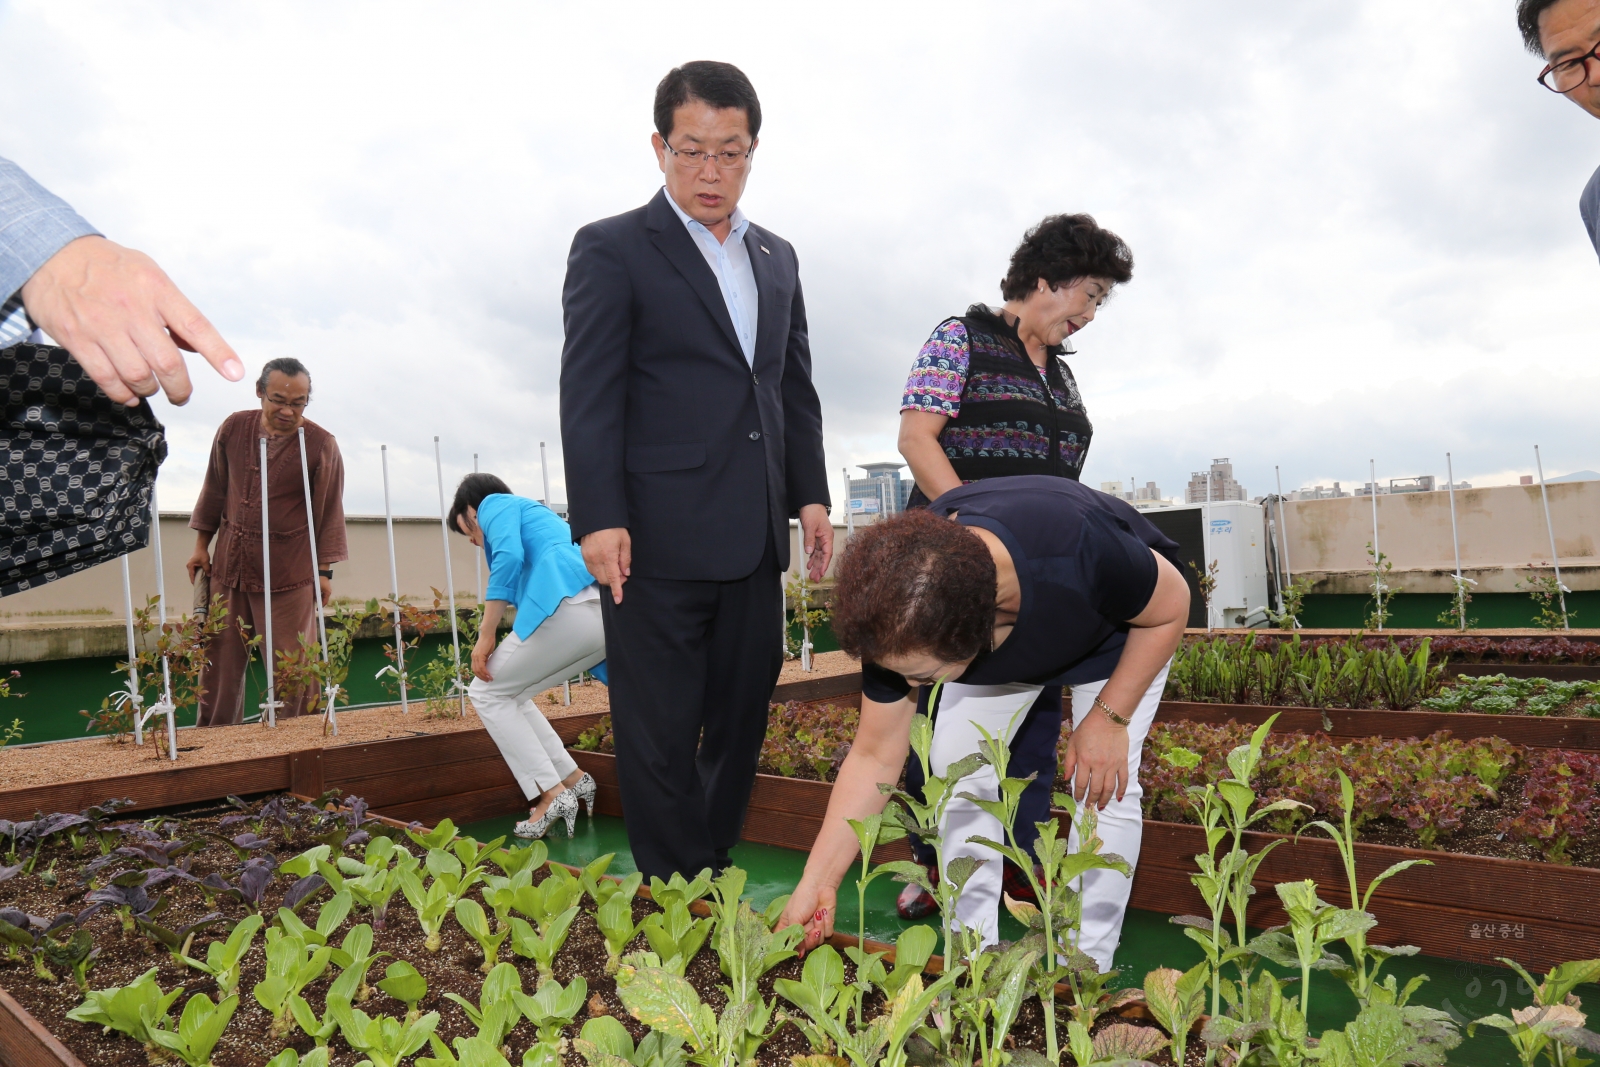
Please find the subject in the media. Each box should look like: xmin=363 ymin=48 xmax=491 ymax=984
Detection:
xmin=1186 ymin=458 xmax=1247 ymax=504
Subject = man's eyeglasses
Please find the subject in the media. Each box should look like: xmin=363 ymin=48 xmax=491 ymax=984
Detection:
xmin=265 ymin=394 xmax=309 ymax=410
xmin=663 ymin=142 xmax=754 ymax=171
xmin=1538 ymin=41 xmax=1600 ymax=93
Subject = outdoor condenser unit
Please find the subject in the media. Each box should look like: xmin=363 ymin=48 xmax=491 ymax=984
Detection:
xmin=1139 ymin=500 xmax=1271 ymax=628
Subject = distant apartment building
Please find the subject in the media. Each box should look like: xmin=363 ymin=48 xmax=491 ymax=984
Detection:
xmin=1185 ymin=458 xmax=1247 ymax=503
xmin=1102 ymin=479 xmax=1166 ymax=505
xmin=847 ymin=462 xmax=913 ymax=520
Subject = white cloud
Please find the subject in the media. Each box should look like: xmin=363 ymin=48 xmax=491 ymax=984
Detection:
xmin=2 ymin=0 xmax=1596 ymax=516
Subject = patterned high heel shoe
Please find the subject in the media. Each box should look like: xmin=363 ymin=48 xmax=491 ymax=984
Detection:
xmin=572 ymin=772 xmax=597 ymax=818
xmin=514 ymin=789 xmax=580 ymax=839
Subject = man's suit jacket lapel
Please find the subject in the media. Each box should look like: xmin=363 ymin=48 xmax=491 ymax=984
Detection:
xmin=744 ymin=227 xmax=781 ymax=380
xmin=645 ymin=190 xmax=743 ymax=357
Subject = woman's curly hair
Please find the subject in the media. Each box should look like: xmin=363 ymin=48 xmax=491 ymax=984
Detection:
xmin=1000 ymin=213 xmax=1133 ymax=302
xmin=830 ymin=509 xmax=997 ymax=665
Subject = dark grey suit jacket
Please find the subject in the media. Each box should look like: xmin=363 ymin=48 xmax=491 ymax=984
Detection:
xmin=559 ymin=189 xmax=829 ymax=581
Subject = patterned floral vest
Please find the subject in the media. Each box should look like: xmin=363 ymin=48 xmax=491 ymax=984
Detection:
xmin=912 ymin=305 xmax=1092 ymax=505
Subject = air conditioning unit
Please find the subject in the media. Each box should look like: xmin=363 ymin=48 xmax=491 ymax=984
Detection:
xmin=1139 ymin=500 xmax=1270 ymax=628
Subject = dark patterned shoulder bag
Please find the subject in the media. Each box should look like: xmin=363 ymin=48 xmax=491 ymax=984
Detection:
xmin=1 ymin=343 xmax=167 ymax=596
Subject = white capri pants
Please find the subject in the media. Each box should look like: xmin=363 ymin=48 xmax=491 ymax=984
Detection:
xmin=467 ymin=592 xmax=607 ymax=801
xmin=931 ymin=663 xmax=1168 ymax=971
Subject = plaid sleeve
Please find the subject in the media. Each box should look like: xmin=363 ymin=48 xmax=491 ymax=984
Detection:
xmin=900 ymin=319 xmax=969 ymax=417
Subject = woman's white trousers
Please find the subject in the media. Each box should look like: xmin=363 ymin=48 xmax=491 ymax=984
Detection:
xmin=467 ymin=595 xmax=606 ymax=801
xmin=929 ymin=664 xmax=1168 ymax=971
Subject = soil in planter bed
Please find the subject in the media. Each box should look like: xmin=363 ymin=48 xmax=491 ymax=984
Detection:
xmin=0 ymin=797 xmax=1192 ymax=1067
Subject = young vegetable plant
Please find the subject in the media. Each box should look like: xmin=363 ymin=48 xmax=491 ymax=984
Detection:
xmin=1142 ymin=964 xmax=1208 ymax=1066
xmin=266 ymin=1048 xmax=332 ymax=1067
xmin=596 ymin=876 xmax=647 ymax=973
xmin=273 ymin=888 xmax=354 ymax=947
xmin=511 ymin=975 xmax=590 ymax=1067
xmin=329 ymin=922 xmax=390 ymax=1001
xmin=147 ymin=992 xmax=240 ymax=1067
xmin=377 ymin=960 xmax=430 ymax=1022
xmin=65 ymin=967 xmax=183 ymax=1057
xmin=574 ymin=1015 xmax=688 ymax=1067
xmin=253 ymin=931 xmax=334 ymax=1036
xmin=1470 ymin=956 xmax=1600 ymax=1067
xmin=443 ymin=961 xmax=523 ymax=1052
xmin=1304 ymin=768 xmax=1432 ymax=1007
xmin=179 ymin=912 xmax=263 ymax=997
xmin=963 ymin=721 xmax=1132 ymax=1063
xmin=647 ymin=868 xmax=712 ymax=910
xmin=329 ymin=995 xmax=441 ymax=1067
xmin=456 ymin=898 xmax=511 ymax=973
xmin=399 ymin=866 xmax=454 ymax=951
xmin=640 ymin=898 xmax=713 ymax=977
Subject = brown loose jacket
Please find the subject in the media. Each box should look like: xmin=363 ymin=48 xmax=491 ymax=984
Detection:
xmin=190 ymin=411 xmax=348 ymax=593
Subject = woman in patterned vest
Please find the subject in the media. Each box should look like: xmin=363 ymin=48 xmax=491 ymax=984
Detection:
xmin=892 ymin=213 xmax=1135 ymax=919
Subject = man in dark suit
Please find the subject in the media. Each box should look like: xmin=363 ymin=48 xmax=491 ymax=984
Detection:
xmin=559 ymin=61 xmax=833 ymax=879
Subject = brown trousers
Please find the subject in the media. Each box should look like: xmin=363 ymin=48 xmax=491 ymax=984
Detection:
xmin=196 ymin=582 xmax=317 ymax=727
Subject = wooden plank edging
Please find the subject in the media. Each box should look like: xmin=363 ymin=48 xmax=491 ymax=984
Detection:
xmin=0 ymin=983 xmax=84 ymax=1067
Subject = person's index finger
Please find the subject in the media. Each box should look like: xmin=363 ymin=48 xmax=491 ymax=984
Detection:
xmin=131 ymin=320 xmax=195 ymax=406
xmin=156 ymin=283 xmax=245 ymax=382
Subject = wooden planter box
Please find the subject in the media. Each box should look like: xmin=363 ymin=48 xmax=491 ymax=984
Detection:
xmin=1158 ymin=701 xmax=1600 ymax=752
xmin=571 ymin=740 xmax=1597 ymax=973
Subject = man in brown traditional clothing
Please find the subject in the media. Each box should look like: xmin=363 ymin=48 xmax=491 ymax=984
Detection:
xmin=186 ymin=357 xmax=347 ymax=726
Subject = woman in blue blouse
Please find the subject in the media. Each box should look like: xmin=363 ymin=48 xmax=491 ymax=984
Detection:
xmin=448 ymin=474 xmax=607 ymax=839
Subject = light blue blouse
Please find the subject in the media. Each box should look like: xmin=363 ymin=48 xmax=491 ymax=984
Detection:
xmin=479 ymin=494 xmax=597 ymax=641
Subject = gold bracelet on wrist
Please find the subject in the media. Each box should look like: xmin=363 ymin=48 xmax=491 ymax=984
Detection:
xmin=1094 ymin=695 xmax=1131 ymax=727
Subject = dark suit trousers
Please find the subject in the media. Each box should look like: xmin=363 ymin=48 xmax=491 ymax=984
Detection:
xmin=906 ymin=685 xmax=1062 ymax=866
xmin=600 ymin=535 xmax=783 ymax=879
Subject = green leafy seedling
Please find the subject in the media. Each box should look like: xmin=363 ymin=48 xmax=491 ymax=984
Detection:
xmin=253 ymin=931 xmax=333 ymax=1035
xmin=329 ymin=993 xmax=441 ymax=1067
xmin=455 ymin=897 xmax=510 ymax=973
xmin=596 ymin=884 xmax=646 ymax=973
xmin=573 ymin=1015 xmax=688 ymax=1067
xmin=275 ymin=888 xmax=354 ymax=948
xmin=647 ymin=868 xmax=712 ymax=910
xmin=377 ymin=960 xmax=429 ymax=1020
xmin=406 ymin=818 xmax=459 ymax=852
xmin=443 ymin=961 xmax=523 ymax=1049
xmin=180 ymin=913 xmax=263 ymax=997
xmin=265 ymin=1048 xmax=331 ymax=1067
xmin=511 ymin=974 xmax=589 ymax=1050
xmin=146 ymin=991 xmax=239 ymax=1067
xmin=65 ymin=967 xmax=183 ymax=1055
xmin=288 ymin=992 xmax=340 ymax=1046
xmin=509 ymin=906 xmax=580 ymax=982
xmin=329 ymin=922 xmax=390 ymax=1002
xmin=640 ymin=899 xmax=712 ymax=976
xmin=399 ymin=867 xmax=454 ymax=951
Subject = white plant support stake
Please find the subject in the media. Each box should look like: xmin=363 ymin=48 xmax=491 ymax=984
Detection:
xmin=121 ymin=553 xmax=145 ymax=744
xmin=1203 ymin=469 xmax=1214 ymax=630
xmin=143 ymin=483 xmax=178 ymax=760
xmin=1369 ymin=459 xmax=1383 ymax=631
xmin=473 ymin=453 xmax=484 ymax=604
xmin=434 ymin=436 xmax=467 ymax=714
xmin=259 ymin=437 xmax=282 ymax=728
xmin=1274 ymin=466 xmax=1293 ymax=621
xmin=297 ymin=428 xmax=338 ymax=736
xmin=539 ymin=441 xmax=551 ymax=506
xmin=563 ymin=679 xmax=571 ymax=706
xmin=381 ymin=446 xmax=409 ymax=713
xmin=1534 ymin=445 xmax=1571 ymax=630
xmin=843 ymin=467 xmax=854 ymax=537
xmin=1445 ymin=453 xmax=1473 ymax=631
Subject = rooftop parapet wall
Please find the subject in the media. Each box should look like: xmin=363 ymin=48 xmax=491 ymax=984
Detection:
xmin=1282 ymin=480 xmax=1599 ymax=592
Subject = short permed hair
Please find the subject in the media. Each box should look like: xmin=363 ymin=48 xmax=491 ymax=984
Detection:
xmin=256 ymin=357 xmax=310 ymax=393
xmin=999 ymin=213 xmax=1134 ymax=302
xmin=1516 ymin=0 xmax=1563 ymax=54
xmin=448 ymin=473 xmax=513 ymax=535
xmin=830 ymin=509 xmax=997 ymax=666
xmin=654 ymin=61 xmax=762 ymax=141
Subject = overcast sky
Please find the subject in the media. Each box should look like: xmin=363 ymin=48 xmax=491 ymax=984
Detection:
xmin=3 ymin=0 xmax=1596 ymax=515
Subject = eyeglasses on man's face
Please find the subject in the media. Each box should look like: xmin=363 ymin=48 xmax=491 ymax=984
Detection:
xmin=663 ymin=141 xmax=754 ymax=171
xmin=264 ymin=393 xmax=310 ymax=410
xmin=1538 ymin=40 xmax=1600 ymax=93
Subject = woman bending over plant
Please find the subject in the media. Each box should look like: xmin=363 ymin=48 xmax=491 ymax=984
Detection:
xmin=779 ymin=476 xmax=1188 ymax=969
xmin=449 ymin=474 xmax=606 ymax=839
